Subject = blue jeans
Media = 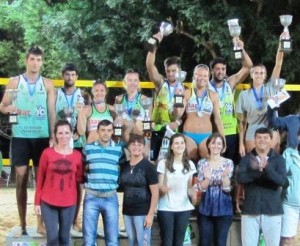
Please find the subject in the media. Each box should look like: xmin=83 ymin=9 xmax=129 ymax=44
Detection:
xmin=157 ymin=210 xmax=191 ymax=246
xmin=83 ymin=192 xmax=119 ymax=246
xmin=198 ymin=213 xmax=232 ymax=246
xmin=123 ymin=215 xmax=151 ymax=246
xmin=41 ymin=201 xmax=76 ymax=246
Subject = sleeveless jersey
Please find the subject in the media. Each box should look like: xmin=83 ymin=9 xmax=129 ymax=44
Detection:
xmin=56 ymin=87 xmax=85 ymax=147
xmin=87 ymin=104 xmax=113 ymax=131
xmin=12 ymin=75 xmax=49 ymax=138
xmin=120 ymin=93 xmax=145 ymax=121
xmin=186 ymin=88 xmax=213 ymax=115
xmin=151 ymin=80 xmax=174 ymax=131
xmin=209 ymin=80 xmax=238 ymax=135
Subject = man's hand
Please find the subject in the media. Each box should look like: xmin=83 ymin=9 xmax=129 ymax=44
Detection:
xmin=153 ymin=32 xmax=163 ymax=43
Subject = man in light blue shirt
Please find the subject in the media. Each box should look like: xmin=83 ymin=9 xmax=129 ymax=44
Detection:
xmin=82 ymin=119 xmax=123 ymax=246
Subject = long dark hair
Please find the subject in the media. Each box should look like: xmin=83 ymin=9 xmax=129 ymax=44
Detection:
xmin=165 ymin=133 xmax=191 ymax=173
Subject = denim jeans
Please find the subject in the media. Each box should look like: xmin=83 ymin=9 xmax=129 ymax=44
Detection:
xmin=123 ymin=215 xmax=151 ymax=246
xmin=241 ymin=214 xmax=282 ymax=246
xmin=157 ymin=210 xmax=191 ymax=246
xmin=198 ymin=213 xmax=232 ymax=246
xmin=83 ymin=192 xmax=119 ymax=246
xmin=41 ymin=201 xmax=76 ymax=246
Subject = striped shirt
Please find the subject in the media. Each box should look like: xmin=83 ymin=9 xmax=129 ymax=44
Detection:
xmin=83 ymin=140 xmax=122 ymax=192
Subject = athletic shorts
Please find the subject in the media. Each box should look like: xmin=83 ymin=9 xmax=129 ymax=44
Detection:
xmin=11 ymin=137 xmax=49 ymax=167
xmin=281 ymin=203 xmax=300 ymax=237
xmin=150 ymin=127 xmax=166 ymax=161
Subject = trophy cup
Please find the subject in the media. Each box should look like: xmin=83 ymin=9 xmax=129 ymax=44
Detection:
xmin=141 ymin=98 xmax=153 ymax=134
xmin=114 ymin=104 xmax=125 ymax=137
xmin=173 ymin=71 xmax=186 ymax=108
xmin=131 ymin=108 xmax=141 ymax=121
xmin=63 ymin=107 xmax=73 ymax=123
xmin=279 ymin=15 xmax=293 ymax=53
xmin=6 ymin=89 xmax=19 ymax=124
xmin=227 ymin=19 xmax=243 ymax=60
xmin=145 ymin=21 xmax=174 ymax=52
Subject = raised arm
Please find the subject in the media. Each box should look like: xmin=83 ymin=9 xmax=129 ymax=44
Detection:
xmin=228 ymin=38 xmax=253 ymax=89
xmin=271 ymin=33 xmax=285 ymax=79
xmin=146 ymin=33 xmax=164 ymax=92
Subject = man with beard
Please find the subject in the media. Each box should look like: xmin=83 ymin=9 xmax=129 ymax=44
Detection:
xmin=146 ymin=33 xmax=183 ymax=161
xmin=55 ymin=63 xmax=85 ymax=231
xmin=209 ymin=38 xmax=252 ymax=165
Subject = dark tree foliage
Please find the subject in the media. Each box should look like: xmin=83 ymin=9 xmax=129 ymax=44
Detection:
xmin=0 ymin=0 xmax=299 ymax=112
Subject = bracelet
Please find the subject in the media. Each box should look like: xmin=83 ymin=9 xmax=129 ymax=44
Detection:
xmin=175 ymin=120 xmax=181 ymax=125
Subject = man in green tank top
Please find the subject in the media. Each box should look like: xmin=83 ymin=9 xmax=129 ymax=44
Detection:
xmin=55 ymin=63 xmax=85 ymax=232
xmin=0 ymin=46 xmax=55 ymax=236
xmin=146 ymin=33 xmax=183 ymax=161
xmin=209 ymin=38 xmax=253 ymax=165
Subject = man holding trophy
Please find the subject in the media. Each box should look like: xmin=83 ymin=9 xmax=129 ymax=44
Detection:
xmin=146 ymin=21 xmax=184 ymax=161
xmin=0 ymin=46 xmax=56 ymax=236
xmin=209 ymin=19 xmax=253 ymax=165
xmin=115 ymin=69 xmax=152 ymax=157
xmin=55 ymin=63 xmax=85 ymax=232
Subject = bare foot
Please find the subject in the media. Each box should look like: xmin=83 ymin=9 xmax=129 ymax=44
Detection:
xmin=37 ymin=226 xmax=46 ymax=235
xmin=72 ymin=222 xmax=82 ymax=232
xmin=13 ymin=227 xmax=28 ymax=238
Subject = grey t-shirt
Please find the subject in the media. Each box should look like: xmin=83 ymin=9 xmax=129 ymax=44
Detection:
xmin=236 ymin=79 xmax=277 ymax=140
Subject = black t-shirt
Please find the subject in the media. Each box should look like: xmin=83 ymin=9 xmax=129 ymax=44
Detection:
xmin=120 ymin=158 xmax=158 ymax=216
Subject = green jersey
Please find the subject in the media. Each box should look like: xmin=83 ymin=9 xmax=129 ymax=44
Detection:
xmin=12 ymin=75 xmax=49 ymax=138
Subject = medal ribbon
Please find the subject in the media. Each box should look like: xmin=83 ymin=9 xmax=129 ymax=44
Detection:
xmin=195 ymin=89 xmax=207 ymax=112
xmin=23 ymin=74 xmax=40 ymax=98
xmin=62 ymin=88 xmax=76 ymax=109
xmin=211 ymin=80 xmax=226 ymax=103
xmin=125 ymin=92 xmax=139 ymax=115
xmin=167 ymin=81 xmax=179 ymax=101
xmin=252 ymin=86 xmax=264 ymax=110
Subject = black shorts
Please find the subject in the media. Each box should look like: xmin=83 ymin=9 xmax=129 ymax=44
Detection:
xmin=11 ymin=137 xmax=49 ymax=167
xmin=150 ymin=127 xmax=166 ymax=161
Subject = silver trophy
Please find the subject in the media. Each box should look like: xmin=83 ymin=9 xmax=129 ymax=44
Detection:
xmin=173 ymin=71 xmax=186 ymax=108
xmin=146 ymin=21 xmax=174 ymax=52
xmin=279 ymin=15 xmax=293 ymax=53
xmin=130 ymin=108 xmax=141 ymax=121
xmin=63 ymin=107 xmax=73 ymax=122
xmin=227 ymin=19 xmax=243 ymax=60
xmin=114 ymin=104 xmax=125 ymax=137
xmin=5 ymin=89 xmax=19 ymax=124
xmin=141 ymin=97 xmax=153 ymax=133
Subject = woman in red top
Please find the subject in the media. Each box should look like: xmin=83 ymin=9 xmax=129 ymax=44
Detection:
xmin=34 ymin=120 xmax=83 ymax=245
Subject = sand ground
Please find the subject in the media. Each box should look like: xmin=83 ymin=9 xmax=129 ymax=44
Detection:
xmin=1 ymin=186 xmax=300 ymax=245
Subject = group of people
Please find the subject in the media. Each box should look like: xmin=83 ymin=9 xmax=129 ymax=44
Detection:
xmin=0 ymin=26 xmax=298 ymax=246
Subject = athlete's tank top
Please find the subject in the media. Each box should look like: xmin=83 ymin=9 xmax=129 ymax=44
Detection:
xmin=209 ymin=80 xmax=238 ymax=135
xmin=120 ymin=93 xmax=145 ymax=121
xmin=186 ymin=88 xmax=213 ymax=115
xmin=56 ymin=87 xmax=86 ymax=147
xmin=56 ymin=88 xmax=82 ymax=129
xmin=151 ymin=80 xmax=174 ymax=130
xmin=87 ymin=104 xmax=113 ymax=131
xmin=12 ymin=75 xmax=49 ymax=138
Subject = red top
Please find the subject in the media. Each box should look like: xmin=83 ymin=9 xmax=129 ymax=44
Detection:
xmin=34 ymin=147 xmax=83 ymax=207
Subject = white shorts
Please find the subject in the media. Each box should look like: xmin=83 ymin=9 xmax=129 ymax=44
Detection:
xmin=281 ymin=203 xmax=300 ymax=237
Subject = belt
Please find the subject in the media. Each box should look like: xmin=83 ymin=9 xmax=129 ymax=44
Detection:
xmin=85 ymin=188 xmax=116 ymax=198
